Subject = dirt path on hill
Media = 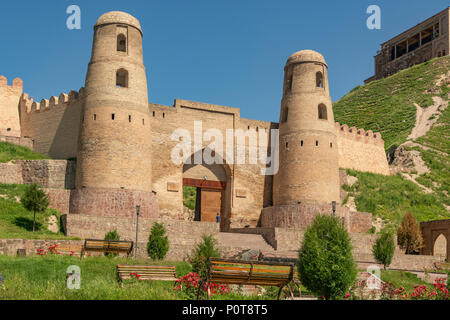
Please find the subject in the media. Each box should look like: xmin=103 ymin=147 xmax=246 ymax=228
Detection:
xmin=407 ymin=97 xmax=448 ymax=140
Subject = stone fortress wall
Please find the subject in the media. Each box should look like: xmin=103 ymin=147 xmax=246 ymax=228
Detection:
xmin=0 ymin=76 xmax=23 ymax=137
xmin=0 ymin=11 xmax=391 ymax=231
xmin=19 ymin=90 xmax=83 ymax=160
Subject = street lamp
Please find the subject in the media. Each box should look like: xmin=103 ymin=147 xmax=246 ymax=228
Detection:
xmin=332 ymin=201 xmax=336 ymax=217
xmin=135 ymin=205 xmax=141 ymax=259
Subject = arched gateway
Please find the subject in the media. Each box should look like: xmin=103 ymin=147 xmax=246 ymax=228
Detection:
xmin=182 ymin=149 xmax=232 ymax=231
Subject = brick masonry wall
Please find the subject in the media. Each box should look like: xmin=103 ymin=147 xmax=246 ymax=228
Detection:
xmin=68 ymin=188 xmax=159 ymax=218
xmin=64 ymin=214 xmax=220 ymax=260
xmin=0 ymin=239 xmax=83 ymax=256
xmin=260 ymin=202 xmax=372 ymax=233
xmin=336 ymin=123 xmax=390 ymax=175
xmin=0 ymin=135 xmax=33 ymax=149
xmin=0 ymin=160 xmax=75 ymax=189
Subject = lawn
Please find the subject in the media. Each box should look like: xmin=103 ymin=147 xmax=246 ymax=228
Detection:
xmin=0 ymin=142 xmax=49 ymax=163
xmin=0 ymin=183 xmax=76 ymax=240
xmin=0 ymin=255 xmax=270 ymax=300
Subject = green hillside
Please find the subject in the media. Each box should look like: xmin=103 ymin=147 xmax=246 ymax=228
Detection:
xmin=0 ymin=142 xmax=49 ymax=163
xmin=334 ymin=55 xmax=450 ymax=225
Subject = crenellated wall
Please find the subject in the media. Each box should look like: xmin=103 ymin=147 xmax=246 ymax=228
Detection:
xmin=335 ymin=122 xmax=390 ymax=175
xmin=0 ymin=75 xmax=23 ymax=137
xmin=19 ymin=89 xmax=83 ymax=159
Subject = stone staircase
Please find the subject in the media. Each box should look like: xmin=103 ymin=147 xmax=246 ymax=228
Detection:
xmin=218 ymin=232 xmax=276 ymax=254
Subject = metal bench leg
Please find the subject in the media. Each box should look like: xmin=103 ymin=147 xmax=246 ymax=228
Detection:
xmin=277 ymin=286 xmax=283 ymax=300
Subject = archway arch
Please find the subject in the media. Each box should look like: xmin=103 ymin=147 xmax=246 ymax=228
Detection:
xmin=433 ymin=233 xmax=447 ymax=260
xmin=181 ymin=148 xmax=232 ymax=231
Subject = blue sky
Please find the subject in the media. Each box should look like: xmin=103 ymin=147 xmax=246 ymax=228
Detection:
xmin=0 ymin=0 xmax=448 ymax=122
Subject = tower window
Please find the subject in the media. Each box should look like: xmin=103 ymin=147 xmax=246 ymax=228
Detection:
xmin=163 ymin=113 xmax=165 ymax=119
xmin=112 ymin=114 xmax=115 ymax=120
xmin=94 ymin=114 xmax=97 ymax=120
xmin=153 ymin=111 xmax=155 ymax=117
xmin=316 ymin=72 xmax=324 ymax=88
xmin=117 ymin=34 xmax=127 ymax=52
xmin=300 ymin=140 xmax=304 ymax=147
xmin=330 ymin=142 xmax=333 ymax=148
xmin=285 ymin=142 xmax=289 ymax=149
xmin=318 ymin=104 xmax=328 ymax=120
xmin=286 ymin=73 xmax=293 ymax=93
xmin=129 ymin=115 xmax=132 ymax=122
xmin=316 ymin=140 xmax=319 ymax=146
xmin=116 ymin=69 xmax=129 ymax=88
xmin=142 ymin=119 xmax=145 ymax=125
xmin=6 ymin=128 xmax=11 ymax=132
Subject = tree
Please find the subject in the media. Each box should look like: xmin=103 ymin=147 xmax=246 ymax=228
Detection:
xmin=297 ymin=215 xmax=357 ymax=300
xmin=372 ymin=229 xmax=395 ymax=270
xmin=397 ymin=213 xmax=423 ymax=254
xmin=20 ymin=184 xmax=49 ymax=232
xmin=189 ymin=234 xmax=220 ymax=279
xmin=147 ymin=222 xmax=169 ymax=260
xmin=104 ymin=229 xmax=120 ymax=257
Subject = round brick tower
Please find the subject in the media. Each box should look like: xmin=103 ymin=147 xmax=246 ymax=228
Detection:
xmin=273 ymin=50 xmax=340 ymax=205
xmin=72 ymin=11 xmax=157 ymax=217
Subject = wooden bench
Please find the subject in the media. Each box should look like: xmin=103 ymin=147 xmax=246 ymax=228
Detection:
xmin=116 ymin=265 xmax=177 ymax=285
xmin=202 ymin=258 xmax=295 ymax=299
xmin=80 ymin=239 xmax=134 ymax=258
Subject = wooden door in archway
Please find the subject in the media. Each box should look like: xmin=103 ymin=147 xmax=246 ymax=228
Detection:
xmin=200 ymin=188 xmax=224 ymax=223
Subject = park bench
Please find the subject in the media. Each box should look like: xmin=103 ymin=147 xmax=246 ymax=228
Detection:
xmin=201 ymin=258 xmax=295 ymax=299
xmin=116 ymin=265 xmax=177 ymax=285
xmin=80 ymin=239 xmax=134 ymax=258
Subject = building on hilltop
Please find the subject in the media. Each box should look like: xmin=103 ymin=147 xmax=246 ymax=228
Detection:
xmin=0 ymin=11 xmax=390 ymax=238
xmin=365 ymin=7 xmax=449 ymax=84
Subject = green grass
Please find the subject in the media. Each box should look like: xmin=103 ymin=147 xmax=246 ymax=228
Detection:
xmin=334 ymin=55 xmax=450 ymax=151
xmin=0 ymin=183 xmax=76 ymax=240
xmin=183 ymin=186 xmax=197 ymax=210
xmin=343 ymin=169 xmax=450 ymax=226
xmin=0 ymin=142 xmax=49 ymax=163
xmin=380 ymin=270 xmax=432 ymax=293
xmin=0 ymin=255 xmax=269 ymax=300
xmin=335 ymin=55 xmax=450 ymax=224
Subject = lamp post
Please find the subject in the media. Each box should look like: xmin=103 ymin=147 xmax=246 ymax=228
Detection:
xmin=332 ymin=201 xmax=336 ymax=217
xmin=135 ymin=205 xmax=140 ymax=259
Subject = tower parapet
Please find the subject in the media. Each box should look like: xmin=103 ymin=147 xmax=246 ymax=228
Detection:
xmin=0 ymin=76 xmax=24 ymax=137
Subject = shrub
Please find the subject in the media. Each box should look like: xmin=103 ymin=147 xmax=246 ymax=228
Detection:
xmin=188 ymin=235 xmax=220 ymax=280
xmin=20 ymin=184 xmax=49 ymax=232
xmin=397 ymin=213 xmax=423 ymax=254
xmin=104 ymin=229 xmax=120 ymax=257
xmin=297 ymin=215 xmax=357 ymax=300
xmin=174 ymin=272 xmax=229 ymax=300
xmin=147 ymin=222 xmax=169 ymax=260
xmin=372 ymin=229 xmax=395 ymax=270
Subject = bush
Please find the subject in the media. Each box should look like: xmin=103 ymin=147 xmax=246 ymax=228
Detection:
xmin=397 ymin=213 xmax=423 ymax=254
xmin=147 ymin=222 xmax=169 ymax=260
xmin=297 ymin=215 xmax=357 ymax=300
xmin=188 ymin=235 xmax=220 ymax=280
xmin=20 ymin=184 xmax=49 ymax=232
xmin=372 ymin=229 xmax=395 ymax=270
xmin=104 ymin=229 xmax=120 ymax=257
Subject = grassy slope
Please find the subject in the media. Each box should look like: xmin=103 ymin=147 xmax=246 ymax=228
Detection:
xmin=0 ymin=184 xmax=74 ymax=240
xmin=0 ymin=142 xmax=49 ymax=163
xmin=334 ymin=56 xmax=450 ymax=225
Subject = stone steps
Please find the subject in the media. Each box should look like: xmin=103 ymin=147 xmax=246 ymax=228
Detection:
xmin=218 ymin=232 xmax=276 ymax=252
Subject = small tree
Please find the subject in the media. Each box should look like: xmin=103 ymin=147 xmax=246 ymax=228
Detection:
xmin=397 ymin=213 xmax=423 ymax=254
xmin=147 ymin=222 xmax=169 ymax=260
xmin=297 ymin=215 xmax=357 ymax=300
xmin=372 ymin=229 xmax=395 ymax=270
xmin=20 ymin=184 xmax=49 ymax=232
xmin=104 ymin=229 xmax=120 ymax=257
xmin=189 ymin=235 xmax=220 ymax=279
